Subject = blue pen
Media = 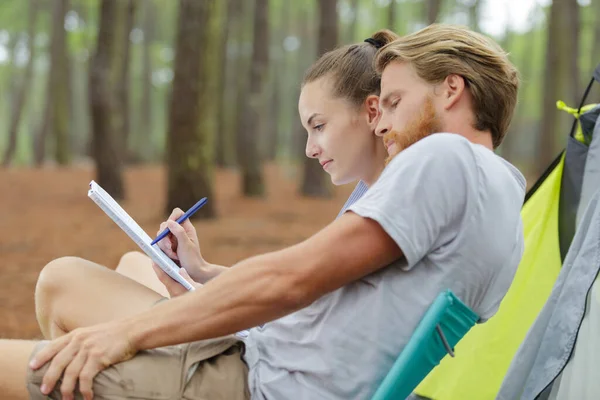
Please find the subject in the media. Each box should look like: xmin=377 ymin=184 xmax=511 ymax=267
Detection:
xmin=150 ymin=197 xmax=208 ymax=245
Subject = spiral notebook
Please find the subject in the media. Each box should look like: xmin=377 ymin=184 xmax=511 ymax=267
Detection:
xmin=87 ymin=180 xmax=196 ymax=292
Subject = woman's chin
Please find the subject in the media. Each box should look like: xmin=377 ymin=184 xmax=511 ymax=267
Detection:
xmin=330 ymin=174 xmax=355 ymax=186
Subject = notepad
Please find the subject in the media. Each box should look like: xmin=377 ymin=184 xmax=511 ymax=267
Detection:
xmin=88 ymin=180 xmax=196 ymax=292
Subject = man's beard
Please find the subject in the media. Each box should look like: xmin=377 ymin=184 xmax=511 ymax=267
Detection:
xmin=382 ymin=97 xmax=443 ymax=164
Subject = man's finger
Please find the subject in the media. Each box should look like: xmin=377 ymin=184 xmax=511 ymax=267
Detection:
xmin=40 ymin=342 xmax=79 ymax=395
xmin=29 ymin=335 xmax=69 ymax=370
xmin=60 ymin=350 xmax=87 ymax=400
xmin=78 ymin=359 xmax=102 ymax=400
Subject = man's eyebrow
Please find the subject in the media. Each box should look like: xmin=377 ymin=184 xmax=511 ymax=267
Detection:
xmin=307 ymin=113 xmax=321 ymax=126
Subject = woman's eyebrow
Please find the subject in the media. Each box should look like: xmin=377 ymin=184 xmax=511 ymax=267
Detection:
xmin=307 ymin=113 xmax=322 ymax=126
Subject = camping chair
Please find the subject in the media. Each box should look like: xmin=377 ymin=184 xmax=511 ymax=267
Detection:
xmin=371 ymin=290 xmax=479 ymax=400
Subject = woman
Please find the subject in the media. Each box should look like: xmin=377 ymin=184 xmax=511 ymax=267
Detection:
xmin=0 ymin=30 xmax=399 ymax=400
xmin=115 ymin=30 xmax=399 ymax=298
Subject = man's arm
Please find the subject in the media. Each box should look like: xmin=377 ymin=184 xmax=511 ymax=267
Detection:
xmin=131 ymin=211 xmax=403 ymax=350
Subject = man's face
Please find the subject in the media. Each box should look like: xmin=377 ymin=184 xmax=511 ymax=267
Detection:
xmin=376 ymin=62 xmax=443 ymax=162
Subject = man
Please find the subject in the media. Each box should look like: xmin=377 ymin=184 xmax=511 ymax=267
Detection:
xmin=0 ymin=24 xmax=525 ymax=400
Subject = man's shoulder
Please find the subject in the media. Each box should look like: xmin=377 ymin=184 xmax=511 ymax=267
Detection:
xmin=386 ymin=133 xmax=479 ymax=176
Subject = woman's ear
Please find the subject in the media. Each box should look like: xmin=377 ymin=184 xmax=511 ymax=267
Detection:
xmin=365 ymin=95 xmax=380 ymax=128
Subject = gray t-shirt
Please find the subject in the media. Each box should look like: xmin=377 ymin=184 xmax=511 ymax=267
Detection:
xmin=242 ymin=133 xmax=526 ymax=399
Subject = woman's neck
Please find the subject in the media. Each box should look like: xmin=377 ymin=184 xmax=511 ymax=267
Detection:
xmin=361 ymin=161 xmax=386 ymax=187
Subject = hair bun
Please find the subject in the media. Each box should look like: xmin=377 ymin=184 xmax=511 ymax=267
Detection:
xmin=364 ymin=38 xmax=384 ymax=49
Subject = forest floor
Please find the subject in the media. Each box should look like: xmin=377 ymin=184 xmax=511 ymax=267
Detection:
xmin=0 ymin=163 xmax=353 ymax=339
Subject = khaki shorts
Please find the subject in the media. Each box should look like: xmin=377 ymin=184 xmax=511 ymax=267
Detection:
xmin=26 ymin=336 xmax=250 ymax=400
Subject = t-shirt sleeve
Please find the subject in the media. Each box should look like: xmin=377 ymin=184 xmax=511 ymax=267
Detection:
xmin=347 ymin=133 xmax=479 ymax=270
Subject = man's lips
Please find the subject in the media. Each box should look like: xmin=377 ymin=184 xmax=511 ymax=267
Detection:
xmin=385 ymin=140 xmax=396 ymax=153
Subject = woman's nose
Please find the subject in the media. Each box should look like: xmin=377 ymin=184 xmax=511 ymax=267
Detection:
xmin=305 ymin=137 xmax=321 ymax=159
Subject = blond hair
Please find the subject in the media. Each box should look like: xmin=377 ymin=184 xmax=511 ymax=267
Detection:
xmin=375 ymin=24 xmax=519 ymax=148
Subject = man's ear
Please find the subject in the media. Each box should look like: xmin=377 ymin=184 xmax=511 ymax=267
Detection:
xmin=365 ymin=95 xmax=380 ymax=128
xmin=440 ymin=74 xmax=467 ymax=111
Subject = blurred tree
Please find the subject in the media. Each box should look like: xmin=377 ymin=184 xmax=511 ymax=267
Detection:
xmin=215 ymin=0 xmax=239 ymax=167
xmin=34 ymin=0 xmax=71 ymax=166
xmin=591 ymin=0 xmax=600 ymax=103
xmin=593 ymin=0 xmax=600 ymax=72
xmin=425 ymin=0 xmax=442 ymax=24
xmin=135 ymin=0 xmax=155 ymax=161
xmin=3 ymin=0 xmax=39 ymax=167
xmin=537 ymin=0 xmax=580 ymax=175
xmin=300 ymin=0 xmax=336 ymax=198
xmin=388 ymin=0 xmax=396 ymax=31
xmin=265 ymin=0 xmax=289 ymax=162
xmin=115 ymin=0 xmax=136 ymax=162
xmin=593 ymin=0 xmax=600 ymax=73
xmin=234 ymin=0 xmax=255 ymax=169
xmin=345 ymin=0 xmax=359 ymax=42
xmin=89 ymin=0 xmax=125 ymax=199
xmin=165 ymin=0 xmax=216 ymax=218
xmin=467 ymin=0 xmax=481 ymax=32
xmin=239 ymin=0 xmax=269 ymax=196
xmin=52 ymin=0 xmax=71 ymax=165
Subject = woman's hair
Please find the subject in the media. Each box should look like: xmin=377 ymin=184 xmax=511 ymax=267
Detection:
xmin=302 ymin=30 xmax=400 ymax=107
xmin=375 ymin=24 xmax=520 ymax=149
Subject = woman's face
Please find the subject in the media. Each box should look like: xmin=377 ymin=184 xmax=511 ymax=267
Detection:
xmin=298 ymin=77 xmax=385 ymax=186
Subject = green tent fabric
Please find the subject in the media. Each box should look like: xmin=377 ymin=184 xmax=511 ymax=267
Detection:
xmin=412 ymin=155 xmax=564 ymax=400
xmin=413 ymin=65 xmax=600 ymax=400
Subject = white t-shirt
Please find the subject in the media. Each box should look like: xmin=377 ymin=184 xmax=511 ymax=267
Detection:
xmin=243 ymin=133 xmax=526 ymax=399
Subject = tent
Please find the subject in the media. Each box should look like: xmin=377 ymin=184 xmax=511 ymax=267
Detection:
xmin=411 ymin=64 xmax=600 ymax=400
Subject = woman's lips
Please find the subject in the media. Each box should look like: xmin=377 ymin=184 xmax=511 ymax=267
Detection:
xmin=321 ymin=160 xmax=333 ymax=169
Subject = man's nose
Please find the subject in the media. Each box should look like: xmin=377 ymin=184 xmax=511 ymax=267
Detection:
xmin=375 ymin=117 xmax=391 ymax=137
xmin=305 ymin=136 xmax=321 ymax=159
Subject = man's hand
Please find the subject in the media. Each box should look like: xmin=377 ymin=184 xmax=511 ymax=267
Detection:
xmin=29 ymin=321 xmax=137 ymax=400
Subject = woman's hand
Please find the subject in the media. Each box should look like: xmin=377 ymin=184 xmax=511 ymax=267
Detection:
xmin=155 ymin=208 xmax=207 ymax=280
xmin=151 ymin=262 xmax=202 ymax=297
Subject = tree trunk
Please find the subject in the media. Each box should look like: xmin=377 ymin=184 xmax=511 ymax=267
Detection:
xmin=593 ymin=0 xmax=600 ymax=74
xmin=591 ymin=0 xmax=600 ymax=103
xmin=265 ymin=0 xmax=289 ymax=162
xmin=89 ymin=0 xmax=125 ymax=199
xmin=138 ymin=0 xmax=154 ymax=162
xmin=116 ymin=0 xmax=136 ymax=162
xmin=300 ymin=0 xmax=336 ymax=198
xmin=239 ymin=0 xmax=268 ymax=196
xmin=346 ymin=0 xmax=359 ymax=42
xmin=266 ymin=67 xmax=280 ymax=161
xmin=51 ymin=0 xmax=71 ymax=165
xmin=165 ymin=0 xmax=216 ymax=218
xmin=388 ymin=0 xmax=396 ymax=31
xmin=467 ymin=0 xmax=481 ymax=32
xmin=3 ymin=0 xmax=38 ymax=167
xmin=538 ymin=0 xmax=574 ymax=175
xmin=425 ymin=0 xmax=442 ymax=24
xmin=215 ymin=0 xmax=238 ymax=167
xmin=234 ymin=0 xmax=254 ymax=169
xmin=566 ymin=0 xmax=579 ymax=104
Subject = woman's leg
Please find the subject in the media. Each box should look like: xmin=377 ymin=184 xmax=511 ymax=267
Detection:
xmin=115 ymin=251 xmax=170 ymax=298
xmin=35 ymin=256 xmax=165 ymax=340
xmin=0 ymin=340 xmax=37 ymax=400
